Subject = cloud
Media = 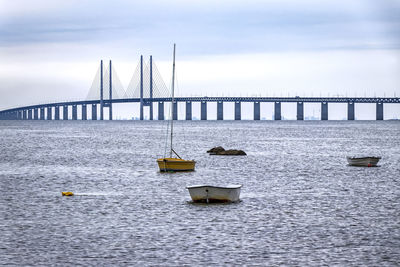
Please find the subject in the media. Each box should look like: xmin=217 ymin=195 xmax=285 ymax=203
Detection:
xmin=0 ymin=0 xmax=399 ymax=55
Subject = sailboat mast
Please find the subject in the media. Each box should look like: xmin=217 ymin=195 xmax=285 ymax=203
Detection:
xmin=170 ymin=43 xmax=176 ymax=158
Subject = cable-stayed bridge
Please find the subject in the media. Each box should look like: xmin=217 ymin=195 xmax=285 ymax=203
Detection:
xmin=0 ymin=56 xmax=399 ymax=121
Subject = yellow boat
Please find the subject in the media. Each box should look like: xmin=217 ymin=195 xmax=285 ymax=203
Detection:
xmin=157 ymin=44 xmax=196 ymax=172
xmin=157 ymin=158 xmax=196 ymax=172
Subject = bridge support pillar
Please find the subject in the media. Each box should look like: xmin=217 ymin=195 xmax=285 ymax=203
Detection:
xmin=217 ymin=101 xmax=223 ymax=120
xmin=321 ymin=102 xmax=328 ymax=120
xmin=17 ymin=111 xmax=21 ymax=120
xmin=254 ymin=102 xmax=260 ymax=120
xmin=72 ymin=105 xmax=77 ymax=120
xmin=82 ymin=104 xmax=87 ymax=120
xmin=201 ymin=101 xmax=207 ymax=120
xmin=274 ymin=102 xmax=281 ymax=120
xmin=54 ymin=106 xmax=60 ymax=120
xmin=347 ymin=102 xmax=354 ymax=120
xmin=91 ymin=104 xmax=97 ymax=120
xmin=40 ymin=107 xmax=45 ymax=120
xmin=47 ymin=107 xmax=52 ymax=120
xmin=21 ymin=110 xmax=26 ymax=120
xmin=376 ymin=103 xmax=383 ymax=120
xmin=235 ymin=101 xmax=241 ymax=120
xmin=173 ymin=101 xmax=177 ymax=120
xmin=139 ymin=103 xmax=143 ymax=120
xmin=109 ymin=103 xmax=113 ymax=121
xmin=186 ymin=101 xmax=192 ymax=120
xmin=63 ymin=105 xmax=68 ymax=120
xmin=297 ymin=102 xmax=304 ymax=120
xmin=28 ymin=109 xmax=32 ymax=120
xmin=34 ymin=108 xmax=39 ymax=120
xmin=158 ymin=102 xmax=164 ymax=120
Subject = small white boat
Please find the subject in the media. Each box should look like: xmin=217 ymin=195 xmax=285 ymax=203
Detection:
xmin=346 ymin=156 xmax=381 ymax=167
xmin=186 ymin=185 xmax=242 ymax=203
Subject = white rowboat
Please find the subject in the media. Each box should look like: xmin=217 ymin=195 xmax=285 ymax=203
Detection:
xmin=346 ymin=156 xmax=381 ymax=167
xmin=186 ymin=185 xmax=242 ymax=203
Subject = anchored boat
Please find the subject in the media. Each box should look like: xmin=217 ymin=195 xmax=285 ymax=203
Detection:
xmin=157 ymin=44 xmax=196 ymax=172
xmin=186 ymin=185 xmax=242 ymax=203
xmin=157 ymin=157 xmax=195 ymax=172
xmin=346 ymin=156 xmax=381 ymax=167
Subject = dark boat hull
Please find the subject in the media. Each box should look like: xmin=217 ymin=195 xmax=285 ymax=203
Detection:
xmin=347 ymin=157 xmax=381 ymax=167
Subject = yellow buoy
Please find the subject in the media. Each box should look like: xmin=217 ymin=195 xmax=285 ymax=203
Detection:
xmin=62 ymin=192 xmax=74 ymax=196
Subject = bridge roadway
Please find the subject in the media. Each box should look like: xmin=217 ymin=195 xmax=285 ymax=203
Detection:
xmin=0 ymin=96 xmax=399 ymax=121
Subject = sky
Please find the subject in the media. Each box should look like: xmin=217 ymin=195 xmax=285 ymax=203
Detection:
xmin=0 ymin=0 xmax=399 ymax=119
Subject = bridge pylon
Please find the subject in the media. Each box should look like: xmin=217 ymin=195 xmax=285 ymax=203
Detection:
xmin=100 ymin=60 xmax=104 ymax=120
xmin=86 ymin=59 xmax=124 ymax=120
xmin=125 ymin=55 xmax=170 ymax=120
xmin=109 ymin=60 xmax=113 ymax=120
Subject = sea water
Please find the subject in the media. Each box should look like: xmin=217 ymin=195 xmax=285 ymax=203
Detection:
xmin=0 ymin=120 xmax=399 ymax=266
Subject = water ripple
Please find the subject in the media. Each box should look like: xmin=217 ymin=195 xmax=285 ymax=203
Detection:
xmin=0 ymin=120 xmax=399 ymax=266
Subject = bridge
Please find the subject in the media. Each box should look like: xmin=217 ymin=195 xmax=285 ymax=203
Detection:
xmin=1 ymin=57 xmax=399 ymax=121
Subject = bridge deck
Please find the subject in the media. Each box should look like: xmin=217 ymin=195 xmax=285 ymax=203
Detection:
xmin=1 ymin=97 xmax=399 ymax=113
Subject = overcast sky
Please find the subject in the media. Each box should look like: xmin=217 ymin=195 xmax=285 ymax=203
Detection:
xmin=0 ymin=0 xmax=399 ymax=118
